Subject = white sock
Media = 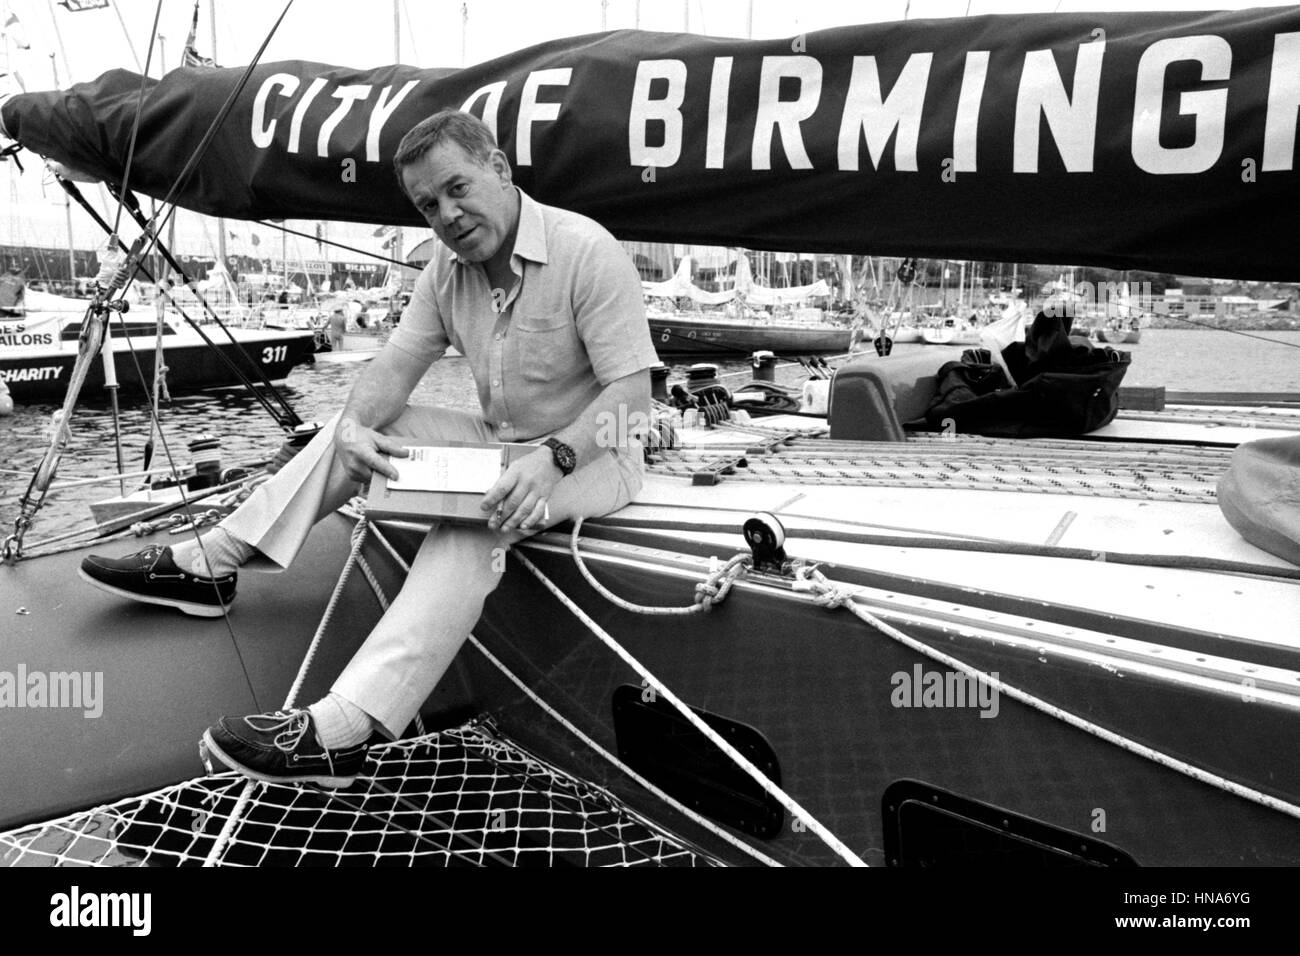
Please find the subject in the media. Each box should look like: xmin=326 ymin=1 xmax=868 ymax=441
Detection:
xmin=171 ymin=526 xmax=253 ymax=578
xmin=308 ymin=692 xmax=376 ymax=749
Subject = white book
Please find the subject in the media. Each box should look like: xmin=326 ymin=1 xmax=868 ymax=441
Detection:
xmin=387 ymin=445 xmax=504 ymax=493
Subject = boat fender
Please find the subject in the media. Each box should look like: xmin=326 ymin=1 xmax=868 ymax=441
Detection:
xmin=0 ymin=376 xmax=11 ymax=416
xmin=743 ymin=512 xmax=788 ymax=573
xmin=801 ymin=379 xmax=830 ymax=415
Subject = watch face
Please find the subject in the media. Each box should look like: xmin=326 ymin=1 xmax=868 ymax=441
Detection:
xmin=547 ymin=438 xmax=576 ymax=474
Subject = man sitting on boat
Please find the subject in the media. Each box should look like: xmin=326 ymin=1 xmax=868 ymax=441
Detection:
xmin=79 ymin=109 xmax=658 ymax=787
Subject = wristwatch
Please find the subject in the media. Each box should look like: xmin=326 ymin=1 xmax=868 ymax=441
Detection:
xmin=542 ymin=437 xmax=577 ymax=476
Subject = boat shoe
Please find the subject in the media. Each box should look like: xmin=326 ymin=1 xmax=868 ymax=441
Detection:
xmin=78 ymin=544 xmax=236 ymax=617
xmin=201 ymin=710 xmax=369 ymax=788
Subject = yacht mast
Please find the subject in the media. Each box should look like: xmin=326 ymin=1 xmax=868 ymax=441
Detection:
xmin=391 ymin=0 xmax=402 ymax=283
xmin=210 ymin=1 xmax=228 ymax=283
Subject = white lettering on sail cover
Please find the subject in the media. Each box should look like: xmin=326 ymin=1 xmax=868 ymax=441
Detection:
xmin=287 ymin=77 xmax=328 ymax=154
xmin=318 ymin=85 xmax=372 ymax=158
xmin=838 ymin=53 xmax=933 ymax=172
xmin=368 ymin=81 xmax=421 ymax=162
xmin=1013 ymin=41 xmax=1106 ymax=172
xmin=1132 ymin=36 xmax=1231 ymax=174
xmin=516 ymin=69 xmax=571 ymax=166
xmin=251 ymin=73 xmax=300 ymax=149
xmin=1263 ymin=31 xmax=1300 ymax=171
xmin=629 ymin=60 xmax=686 ymax=167
xmin=706 ymin=57 xmax=733 ymax=169
xmin=753 ymin=56 xmax=821 ymax=170
xmin=953 ymin=51 xmax=990 ymax=172
xmin=462 ymin=82 xmax=508 ymax=143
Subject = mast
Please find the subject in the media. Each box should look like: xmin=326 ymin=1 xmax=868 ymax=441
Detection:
xmin=391 ymin=0 xmax=402 ymax=288
xmin=157 ymin=32 xmax=177 ymax=285
xmin=210 ymin=1 xmax=228 ymax=283
xmin=51 ymin=54 xmax=76 ymax=287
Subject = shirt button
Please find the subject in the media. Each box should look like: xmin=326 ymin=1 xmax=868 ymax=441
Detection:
xmin=500 ymin=421 xmax=510 ymax=429
xmin=494 ymin=332 xmax=503 ymax=341
xmin=491 ymin=379 xmax=500 ymax=387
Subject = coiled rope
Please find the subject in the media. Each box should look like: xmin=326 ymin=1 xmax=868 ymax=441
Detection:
xmin=568 ymin=516 xmax=749 ymax=614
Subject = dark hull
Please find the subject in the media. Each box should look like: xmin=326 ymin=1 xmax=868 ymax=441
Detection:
xmin=649 ymin=318 xmax=854 ymax=356
xmin=0 ymin=331 xmax=316 ymax=403
xmin=5 ymin=518 xmax=1297 ymax=866
xmin=465 ymin=535 xmax=1300 ymax=866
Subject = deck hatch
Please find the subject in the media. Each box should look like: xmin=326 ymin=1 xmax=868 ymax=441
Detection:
xmin=611 ymin=685 xmax=784 ymax=839
xmin=882 ymin=780 xmax=1137 ymax=867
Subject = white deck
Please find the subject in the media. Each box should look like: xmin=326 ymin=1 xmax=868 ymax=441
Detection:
xmin=598 ymin=409 xmax=1300 ymax=650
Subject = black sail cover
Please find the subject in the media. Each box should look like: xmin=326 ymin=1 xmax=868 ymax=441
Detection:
xmin=3 ymin=9 xmax=1299 ymax=278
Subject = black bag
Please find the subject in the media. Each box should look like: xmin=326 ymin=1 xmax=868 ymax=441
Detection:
xmin=920 ymin=313 xmax=1131 ymax=438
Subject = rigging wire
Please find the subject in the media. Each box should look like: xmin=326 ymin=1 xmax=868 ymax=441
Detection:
xmin=107 ymin=0 xmax=299 ymax=308
xmin=110 ymin=0 xmax=164 ymax=237
xmin=1158 ymin=310 xmax=1300 ymax=351
xmin=58 ymin=177 xmax=301 ymax=430
xmin=255 ymin=219 xmax=412 ymax=271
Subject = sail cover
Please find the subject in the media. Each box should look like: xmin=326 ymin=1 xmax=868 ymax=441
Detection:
xmin=2 ymin=9 xmax=1299 ymax=278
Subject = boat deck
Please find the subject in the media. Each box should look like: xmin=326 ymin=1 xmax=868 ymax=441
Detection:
xmin=604 ymin=409 xmax=1300 ymax=652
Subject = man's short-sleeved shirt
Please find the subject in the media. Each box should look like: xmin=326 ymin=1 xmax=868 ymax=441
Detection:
xmin=387 ymin=188 xmax=658 ymax=443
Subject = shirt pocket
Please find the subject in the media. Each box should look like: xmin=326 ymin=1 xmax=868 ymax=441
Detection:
xmin=513 ymin=312 xmax=581 ymax=380
xmin=514 ymin=312 xmax=573 ymax=333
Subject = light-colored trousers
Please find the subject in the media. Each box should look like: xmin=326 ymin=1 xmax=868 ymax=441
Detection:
xmin=224 ymin=406 xmax=643 ymax=738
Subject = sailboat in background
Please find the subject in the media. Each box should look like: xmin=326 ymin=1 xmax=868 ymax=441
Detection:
xmin=643 ymin=253 xmax=859 ymax=356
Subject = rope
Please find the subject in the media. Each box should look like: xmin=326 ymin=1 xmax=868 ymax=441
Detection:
xmin=512 ymin=549 xmax=867 ymax=867
xmin=795 ymin=567 xmax=1300 ymax=821
xmin=200 ymin=779 xmax=256 ymax=868
xmin=355 ymin=522 xmax=781 ymax=866
xmin=352 ymin=543 xmax=425 ymax=737
xmin=203 ymin=515 xmax=370 ymax=868
xmin=283 ymin=518 xmax=370 ymax=710
xmin=467 ymin=637 xmax=784 ymax=867
xmin=568 ymin=516 xmax=750 ymax=614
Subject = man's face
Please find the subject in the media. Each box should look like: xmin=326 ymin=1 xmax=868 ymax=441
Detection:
xmin=401 ymin=142 xmax=517 ymax=266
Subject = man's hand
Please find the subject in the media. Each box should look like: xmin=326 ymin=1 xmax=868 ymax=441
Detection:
xmin=481 ymin=447 xmax=563 ymax=532
xmin=335 ymin=416 xmax=409 ymax=483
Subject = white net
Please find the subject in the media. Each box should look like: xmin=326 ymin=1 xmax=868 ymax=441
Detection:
xmin=0 ymin=720 xmax=715 ymax=868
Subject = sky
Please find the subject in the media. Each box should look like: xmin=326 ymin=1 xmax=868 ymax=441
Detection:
xmin=2 ymin=0 xmax=1297 ymax=264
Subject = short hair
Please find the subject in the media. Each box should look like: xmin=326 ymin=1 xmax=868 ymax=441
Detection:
xmin=393 ymin=110 xmax=498 ymax=189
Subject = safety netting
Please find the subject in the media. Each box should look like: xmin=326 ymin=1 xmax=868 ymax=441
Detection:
xmin=0 ymin=720 xmax=715 ymax=867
